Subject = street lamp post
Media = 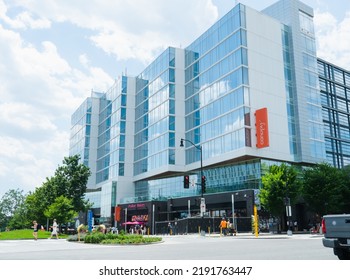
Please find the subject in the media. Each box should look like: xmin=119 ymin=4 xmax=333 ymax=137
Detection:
xmin=180 ymin=138 xmax=206 ymax=236
xmin=231 ymin=192 xmax=239 ymax=234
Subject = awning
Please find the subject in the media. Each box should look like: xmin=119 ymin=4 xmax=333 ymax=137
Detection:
xmin=122 ymin=221 xmax=145 ymax=225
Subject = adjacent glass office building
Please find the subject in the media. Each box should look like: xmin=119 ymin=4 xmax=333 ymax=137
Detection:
xmin=69 ymin=0 xmax=349 ymax=226
xmin=318 ymin=58 xmax=350 ymax=168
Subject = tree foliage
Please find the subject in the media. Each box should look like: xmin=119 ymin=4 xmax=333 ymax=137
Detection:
xmin=259 ymin=163 xmax=301 ymax=218
xmin=0 ymin=189 xmax=26 ymax=230
xmin=1 ymin=155 xmax=91 ymax=230
xmin=52 ymin=155 xmax=91 ymax=213
xmin=7 ymin=202 xmax=29 ymax=229
xmin=44 ymin=195 xmax=78 ymax=226
xmin=26 ymin=155 xmax=91 ymax=225
xmin=302 ymin=163 xmax=350 ymax=216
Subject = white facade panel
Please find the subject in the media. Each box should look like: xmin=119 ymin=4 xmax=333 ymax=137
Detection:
xmin=245 ymin=7 xmax=292 ymax=162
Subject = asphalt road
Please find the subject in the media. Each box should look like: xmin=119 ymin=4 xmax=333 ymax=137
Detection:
xmin=0 ymin=233 xmax=337 ymax=260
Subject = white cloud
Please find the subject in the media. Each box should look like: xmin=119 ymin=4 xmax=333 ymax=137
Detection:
xmin=90 ymin=29 xmax=168 ymax=65
xmin=0 ymin=18 xmax=113 ymax=196
xmin=87 ymin=0 xmax=218 ymax=63
xmin=314 ymin=10 xmax=350 ymax=70
xmin=0 ymin=23 xmax=113 ymax=108
xmin=0 ymin=134 xmax=67 ymax=193
xmin=79 ymin=54 xmax=90 ymax=68
xmin=15 ymin=41 xmax=71 ymax=76
xmin=0 ymin=0 xmax=51 ymax=29
xmin=5 ymin=0 xmax=219 ymax=65
xmin=0 ymin=102 xmax=56 ymax=132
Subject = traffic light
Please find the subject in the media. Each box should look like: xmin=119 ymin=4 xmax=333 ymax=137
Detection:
xmin=184 ymin=175 xmax=190 ymax=189
xmin=201 ymin=175 xmax=206 ymax=193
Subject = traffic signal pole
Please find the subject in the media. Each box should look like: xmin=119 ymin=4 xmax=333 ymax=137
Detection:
xmin=180 ymin=138 xmax=206 ymax=236
xmin=180 ymin=138 xmax=204 ymax=197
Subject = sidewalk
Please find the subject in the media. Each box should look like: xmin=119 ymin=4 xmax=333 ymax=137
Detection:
xmin=162 ymin=231 xmax=323 ymax=239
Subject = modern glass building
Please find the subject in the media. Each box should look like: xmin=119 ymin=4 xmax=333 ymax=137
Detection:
xmin=318 ymin=58 xmax=350 ymax=168
xmin=69 ymin=0 xmax=349 ymax=230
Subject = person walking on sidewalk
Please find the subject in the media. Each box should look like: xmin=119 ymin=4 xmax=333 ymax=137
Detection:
xmin=50 ymin=219 xmax=59 ymax=239
xmin=32 ymin=220 xmax=38 ymax=241
xmin=219 ymin=218 xmax=227 ymax=236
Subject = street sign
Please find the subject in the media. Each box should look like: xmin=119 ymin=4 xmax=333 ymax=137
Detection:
xmin=189 ymin=174 xmax=197 ymax=187
xmin=254 ymin=189 xmax=261 ymax=210
xmin=200 ymin=198 xmax=206 ymax=217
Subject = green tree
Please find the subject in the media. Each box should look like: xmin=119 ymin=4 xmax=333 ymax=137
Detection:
xmin=24 ymin=187 xmax=50 ymax=226
xmin=53 ymin=155 xmax=91 ymax=213
xmin=24 ymin=155 xmax=90 ymax=224
xmin=0 ymin=189 xmax=26 ymax=230
xmin=44 ymin=195 xmax=78 ymax=231
xmin=302 ymin=163 xmax=348 ymax=216
xmin=7 ymin=202 xmax=29 ymax=229
xmin=259 ymin=164 xmax=301 ymax=219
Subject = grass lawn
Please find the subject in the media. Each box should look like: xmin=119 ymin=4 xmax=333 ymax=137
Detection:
xmin=0 ymin=229 xmax=68 ymax=240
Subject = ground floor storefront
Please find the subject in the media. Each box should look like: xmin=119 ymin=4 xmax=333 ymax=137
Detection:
xmin=83 ymin=188 xmax=314 ymax=234
xmin=114 ymin=189 xmax=257 ymax=234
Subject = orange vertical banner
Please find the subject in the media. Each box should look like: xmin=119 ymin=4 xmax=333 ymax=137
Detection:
xmin=255 ymin=108 xmax=269 ymax=148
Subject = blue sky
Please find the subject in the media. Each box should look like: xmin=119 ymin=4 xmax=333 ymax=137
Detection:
xmin=1 ymin=0 xmax=350 ymax=197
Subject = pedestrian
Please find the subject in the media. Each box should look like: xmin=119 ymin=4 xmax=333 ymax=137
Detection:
xmin=227 ymin=220 xmax=231 ymax=235
xmin=294 ymin=221 xmax=298 ymax=232
xmin=167 ymin=222 xmax=172 ymax=235
xmin=32 ymin=220 xmax=39 ymax=241
xmin=219 ymin=218 xmax=227 ymax=236
xmin=50 ymin=219 xmax=59 ymax=239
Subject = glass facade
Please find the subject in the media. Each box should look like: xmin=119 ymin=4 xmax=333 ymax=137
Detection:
xmin=96 ymin=77 xmax=128 ymax=184
xmin=281 ymin=25 xmax=297 ymax=156
xmin=69 ymin=0 xmax=350 ymax=217
xmin=70 ymin=98 xmax=93 ymax=167
xmin=184 ymin=4 xmax=250 ymax=164
xmin=318 ymin=59 xmax=350 ymax=167
xmin=134 ymin=48 xmax=176 ymax=175
xmin=122 ymin=159 xmax=261 ymax=203
xmin=299 ymin=10 xmax=325 ymax=159
xmin=84 ymin=190 xmax=101 ymax=208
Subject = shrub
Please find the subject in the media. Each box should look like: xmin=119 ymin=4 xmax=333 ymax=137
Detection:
xmin=84 ymin=232 xmax=162 ymax=245
xmin=84 ymin=232 xmax=106 ymax=244
xmin=105 ymin=232 xmax=118 ymax=240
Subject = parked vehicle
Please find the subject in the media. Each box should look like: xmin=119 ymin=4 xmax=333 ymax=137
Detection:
xmin=322 ymin=214 xmax=350 ymax=260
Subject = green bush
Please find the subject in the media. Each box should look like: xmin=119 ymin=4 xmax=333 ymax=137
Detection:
xmin=83 ymin=232 xmax=161 ymax=245
xmin=84 ymin=232 xmax=106 ymax=244
xmin=105 ymin=232 xmax=118 ymax=240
